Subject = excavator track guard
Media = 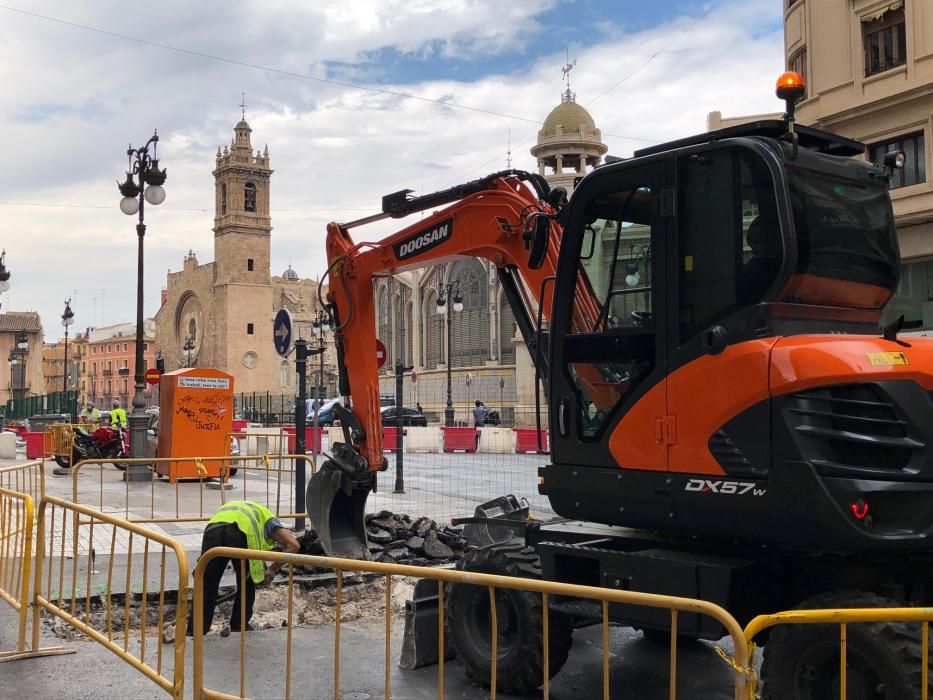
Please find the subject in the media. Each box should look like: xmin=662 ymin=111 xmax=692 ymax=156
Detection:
xmin=306 ymin=442 xmax=374 ymax=559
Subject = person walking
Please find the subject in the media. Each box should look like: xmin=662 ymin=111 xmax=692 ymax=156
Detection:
xmin=109 ymin=399 xmax=128 ymax=429
xmin=187 ymin=500 xmax=300 ymax=636
xmin=416 ymin=402 xmax=424 ymax=414
xmin=79 ymin=401 xmax=100 ymax=430
xmin=473 ymin=400 xmax=489 ymax=428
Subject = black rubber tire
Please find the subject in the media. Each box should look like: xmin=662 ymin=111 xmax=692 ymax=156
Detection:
xmin=640 ymin=628 xmax=699 ymax=646
xmin=761 ymin=590 xmax=927 ymax=700
xmin=103 ymin=444 xmax=127 ymax=470
xmin=446 ymin=540 xmax=574 ymax=694
xmin=54 ymin=455 xmax=70 ymax=469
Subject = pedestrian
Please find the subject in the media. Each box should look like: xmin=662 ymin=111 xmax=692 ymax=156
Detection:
xmin=473 ymin=400 xmax=489 ymax=427
xmin=187 ymin=500 xmax=300 ymax=636
xmin=110 ymin=399 xmax=128 ymax=430
xmin=79 ymin=401 xmax=100 ymax=430
xmin=416 ymin=402 xmax=424 ymax=414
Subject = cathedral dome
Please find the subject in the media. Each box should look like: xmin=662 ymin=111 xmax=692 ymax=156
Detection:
xmin=235 ymin=118 xmax=251 ymax=131
xmin=541 ymin=100 xmax=597 ymax=138
xmin=282 ymin=265 xmax=299 ymax=281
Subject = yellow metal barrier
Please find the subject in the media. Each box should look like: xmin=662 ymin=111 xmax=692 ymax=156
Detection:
xmin=0 ymin=459 xmax=45 ymax=507
xmin=744 ymin=607 xmax=933 ymax=700
xmin=43 ymin=424 xmax=80 ymax=461
xmin=191 ymin=548 xmax=754 ymax=700
xmin=31 ymin=495 xmax=190 ymax=698
xmin=69 ymin=454 xmax=316 ymax=525
xmin=0 ymin=485 xmax=70 ymax=662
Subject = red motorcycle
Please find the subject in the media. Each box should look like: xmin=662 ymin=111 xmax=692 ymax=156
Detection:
xmin=54 ymin=425 xmax=129 ymax=471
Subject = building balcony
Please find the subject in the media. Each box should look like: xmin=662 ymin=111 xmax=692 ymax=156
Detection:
xmin=102 ymin=369 xmax=112 ymax=376
xmin=118 ymin=368 xmax=130 ymax=375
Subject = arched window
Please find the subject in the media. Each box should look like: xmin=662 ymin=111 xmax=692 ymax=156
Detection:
xmin=221 ymin=183 xmax=227 ymax=215
xmin=498 ymin=289 xmax=517 ymax=364
xmin=244 ymin=182 xmax=257 ymax=212
xmin=424 ymin=288 xmax=443 ymax=370
xmin=450 ymin=259 xmax=489 ymax=368
xmin=279 ymin=360 xmax=290 ymax=387
xmin=406 ymin=301 xmax=414 ymax=368
xmin=377 ymin=287 xmax=391 ymax=371
xmin=393 ymin=295 xmax=405 ymax=366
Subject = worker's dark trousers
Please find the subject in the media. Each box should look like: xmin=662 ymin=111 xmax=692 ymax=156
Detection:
xmin=186 ymin=523 xmax=256 ymax=635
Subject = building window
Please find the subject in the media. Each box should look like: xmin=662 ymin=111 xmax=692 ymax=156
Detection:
xmin=279 ymin=360 xmax=290 ymax=387
xmin=247 ymin=323 xmax=254 ymax=335
xmin=788 ymin=48 xmax=807 ymax=96
xmin=863 ymin=6 xmax=906 ymax=77
xmin=221 ymin=183 xmax=227 ymax=215
xmin=244 ymin=182 xmax=257 ymax=212
xmin=144 ymin=343 xmax=148 ymax=351
xmin=123 ymin=343 xmax=128 ymax=352
xmin=247 ymin=258 xmax=254 ymax=272
xmin=870 ymin=132 xmax=926 ymax=189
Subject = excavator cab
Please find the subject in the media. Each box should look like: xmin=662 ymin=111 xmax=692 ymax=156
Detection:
xmin=540 ymin=119 xmax=920 ymax=553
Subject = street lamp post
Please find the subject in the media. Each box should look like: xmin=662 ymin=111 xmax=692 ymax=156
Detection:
xmin=310 ymin=309 xmax=331 ymax=461
xmin=62 ymin=299 xmax=75 ymax=421
xmin=436 ymin=281 xmax=463 ymax=427
xmin=9 ymin=331 xmax=29 ymax=402
xmin=0 ymin=250 xmax=10 ymax=312
xmin=624 ymin=243 xmax=652 ymax=312
xmin=117 ymin=131 xmax=167 ymax=483
xmin=183 ymin=335 xmax=195 ymax=367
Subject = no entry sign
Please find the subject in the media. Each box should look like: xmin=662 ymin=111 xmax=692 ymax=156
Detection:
xmin=145 ymin=368 xmax=161 ymax=385
xmin=376 ymin=339 xmax=387 ymax=369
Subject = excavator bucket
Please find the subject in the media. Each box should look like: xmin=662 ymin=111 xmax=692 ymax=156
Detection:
xmin=306 ymin=459 xmax=371 ymax=560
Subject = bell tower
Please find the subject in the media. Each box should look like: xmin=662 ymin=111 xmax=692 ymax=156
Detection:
xmin=213 ymin=98 xmax=273 ymax=286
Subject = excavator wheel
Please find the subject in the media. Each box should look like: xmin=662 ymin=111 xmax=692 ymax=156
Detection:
xmin=446 ymin=539 xmax=573 ymax=694
xmin=761 ymin=590 xmax=928 ymax=699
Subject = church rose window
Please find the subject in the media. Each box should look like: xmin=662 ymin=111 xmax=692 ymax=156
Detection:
xmin=244 ymin=182 xmax=257 ymax=212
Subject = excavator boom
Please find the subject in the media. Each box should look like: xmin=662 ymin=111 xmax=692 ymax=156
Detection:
xmin=307 ymin=170 xmax=576 ymax=557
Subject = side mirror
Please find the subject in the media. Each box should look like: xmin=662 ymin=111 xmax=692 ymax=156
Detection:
xmin=526 ymin=214 xmax=551 ymax=270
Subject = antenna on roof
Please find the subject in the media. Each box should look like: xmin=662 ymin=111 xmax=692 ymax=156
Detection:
xmin=240 ymin=93 xmax=248 ymax=120
xmin=562 ymin=49 xmax=577 ymax=102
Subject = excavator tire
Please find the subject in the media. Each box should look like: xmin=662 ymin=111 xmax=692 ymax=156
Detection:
xmin=447 ymin=539 xmax=573 ymax=694
xmin=761 ymin=590 xmax=927 ymax=699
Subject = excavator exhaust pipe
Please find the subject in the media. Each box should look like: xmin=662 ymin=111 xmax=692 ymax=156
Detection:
xmin=306 ymin=450 xmax=372 ymax=560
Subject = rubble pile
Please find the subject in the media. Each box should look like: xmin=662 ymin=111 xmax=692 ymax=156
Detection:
xmin=298 ymin=510 xmax=473 ymax=566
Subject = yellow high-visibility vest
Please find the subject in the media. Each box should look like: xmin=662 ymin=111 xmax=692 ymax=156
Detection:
xmin=208 ymin=501 xmax=278 ymax=584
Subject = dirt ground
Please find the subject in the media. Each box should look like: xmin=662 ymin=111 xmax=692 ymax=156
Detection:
xmin=46 ymin=576 xmax=418 ymax=644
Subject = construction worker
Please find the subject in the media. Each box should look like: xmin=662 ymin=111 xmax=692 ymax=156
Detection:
xmin=186 ymin=500 xmax=300 ymax=636
xmin=110 ymin=399 xmax=128 ymax=429
xmin=79 ymin=401 xmax=100 ymax=430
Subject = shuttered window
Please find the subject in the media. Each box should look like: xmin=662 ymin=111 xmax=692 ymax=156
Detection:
xmin=377 ymin=287 xmax=391 ymax=372
xmin=450 ymin=260 xmax=489 ymax=368
xmin=499 ymin=298 xmax=517 ymax=364
xmin=424 ymin=289 xmax=443 ymax=369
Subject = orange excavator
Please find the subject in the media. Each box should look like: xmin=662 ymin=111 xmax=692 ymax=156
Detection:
xmin=309 ymin=73 xmax=933 ymax=697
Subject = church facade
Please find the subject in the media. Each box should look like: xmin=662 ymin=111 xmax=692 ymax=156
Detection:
xmin=155 ymin=118 xmax=336 ymax=401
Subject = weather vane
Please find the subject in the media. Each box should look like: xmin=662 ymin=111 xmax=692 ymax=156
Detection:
xmin=240 ymin=92 xmax=248 ymax=120
xmin=562 ymin=50 xmax=577 ymax=102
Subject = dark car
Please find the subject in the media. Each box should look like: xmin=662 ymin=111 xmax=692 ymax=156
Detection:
xmin=380 ymin=405 xmax=428 ymax=427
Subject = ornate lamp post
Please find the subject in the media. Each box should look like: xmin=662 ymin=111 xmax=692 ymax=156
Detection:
xmin=117 ymin=131 xmax=167 ymax=482
xmin=311 ymin=309 xmax=331 ymax=402
xmin=61 ymin=299 xmax=75 ymax=421
xmin=624 ymin=243 xmax=652 ymax=313
xmin=8 ymin=331 xmax=29 ymax=401
xmin=436 ymin=280 xmax=463 ymax=426
xmin=183 ymin=335 xmax=195 ymax=367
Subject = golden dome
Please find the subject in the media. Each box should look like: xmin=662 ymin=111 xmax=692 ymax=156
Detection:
xmin=541 ymin=100 xmax=597 ymax=138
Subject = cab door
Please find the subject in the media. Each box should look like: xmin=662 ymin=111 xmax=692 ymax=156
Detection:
xmin=666 ymin=145 xmax=783 ymax=532
xmin=546 ymin=161 xmax=672 ymax=528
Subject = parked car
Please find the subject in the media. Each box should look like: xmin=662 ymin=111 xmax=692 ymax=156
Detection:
xmin=380 ymin=405 xmax=428 ymax=427
xmin=308 ymin=398 xmax=342 ymax=427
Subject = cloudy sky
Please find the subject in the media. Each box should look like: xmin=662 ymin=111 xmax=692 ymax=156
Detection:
xmin=0 ymin=0 xmax=785 ymax=342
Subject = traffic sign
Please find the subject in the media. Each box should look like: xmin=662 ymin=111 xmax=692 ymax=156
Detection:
xmin=410 ymin=370 xmax=417 ymax=384
xmin=375 ymin=339 xmax=387 ymax=369
xmin=145 ymin=368 xmax=161 ymax=385
xmin=274 ymin=308 xmax=293 ymax=358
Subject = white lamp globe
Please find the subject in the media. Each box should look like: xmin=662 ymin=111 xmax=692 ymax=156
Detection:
xmin=144 ymin=184 xmax=166 ymax=205
xmin=120 ymin=196 xmax=140 ymax=215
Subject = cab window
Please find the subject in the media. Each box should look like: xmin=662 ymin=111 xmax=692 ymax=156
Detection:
xmin=566 ymin=182 xmax=658 ymax=439
xmin=678 ymin=150 xmax=780 ymax=343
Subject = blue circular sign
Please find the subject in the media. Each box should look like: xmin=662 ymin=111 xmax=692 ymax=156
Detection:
xmin=273 ymin=308 xmax=293 ymax=357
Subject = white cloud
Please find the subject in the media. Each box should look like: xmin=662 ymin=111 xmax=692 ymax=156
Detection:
xmin=0 ymin=0 xmax=783 ymax=342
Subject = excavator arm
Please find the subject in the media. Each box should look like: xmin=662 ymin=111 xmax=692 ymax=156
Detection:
xmin=307 ymin=170 xmax=584 ymax=557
